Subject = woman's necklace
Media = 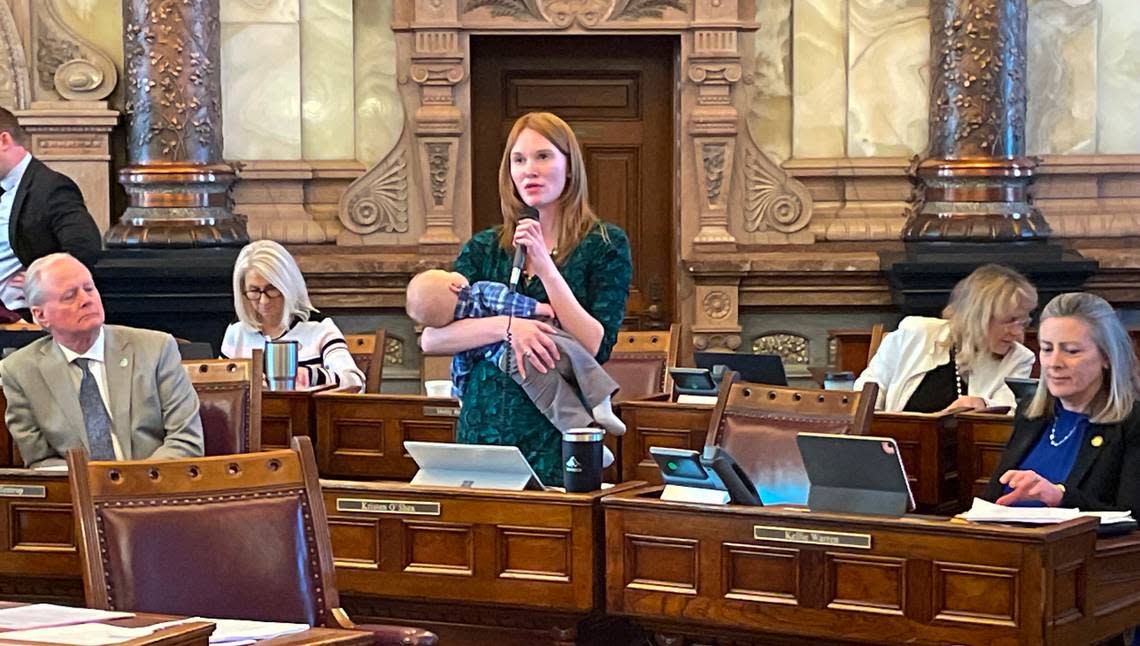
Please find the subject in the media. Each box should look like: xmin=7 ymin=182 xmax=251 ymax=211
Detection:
xmin=952 ymin=347 xmax=964 ymax=397
xmin=1048 ymin=417 xmax=1080 ymax=447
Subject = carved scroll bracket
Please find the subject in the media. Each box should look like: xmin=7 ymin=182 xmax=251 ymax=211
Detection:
xmin=33 ymin=0 xmax=117 ymax=103
xmin=337 ymin=145 xmax=411 ymax=243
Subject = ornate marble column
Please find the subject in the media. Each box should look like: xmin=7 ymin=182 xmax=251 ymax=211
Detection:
xmin=105 ymin=0 xmax=247 ymax=247
xmin=902 ymin=0 xmax=1049 ymax=242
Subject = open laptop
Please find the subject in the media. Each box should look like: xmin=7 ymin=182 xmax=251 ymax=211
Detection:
xmin=694 ymin=351 xmax=787 ymax=386
xmin=796 ymin=433 xmax=915 ymax=516
xmin=404 ymin=441 xmax=546 ymax=491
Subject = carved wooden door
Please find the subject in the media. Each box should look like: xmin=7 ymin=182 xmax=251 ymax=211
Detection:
xmin=471 ymin=35 xmax=675 ymax=330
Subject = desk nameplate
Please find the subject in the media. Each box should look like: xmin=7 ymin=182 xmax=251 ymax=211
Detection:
xmin=753 ymin=525 xmax=872 ymax=550
xmin=0 ymin=484 xmax=47 ymax=499
xmin=337 ymin=498 xmax=441 ymax=516
xmin=422 ymin=406 xmax=459 ymax=418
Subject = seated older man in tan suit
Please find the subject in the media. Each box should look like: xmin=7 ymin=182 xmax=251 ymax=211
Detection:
xmin=0 ymin=253 xmax=202 ymax=468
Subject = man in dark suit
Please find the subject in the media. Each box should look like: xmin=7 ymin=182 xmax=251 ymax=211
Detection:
xmin=0 ymin=253 xmax=203 ymax=468
xmin=0 ymin=107 xmax=102 ymax=320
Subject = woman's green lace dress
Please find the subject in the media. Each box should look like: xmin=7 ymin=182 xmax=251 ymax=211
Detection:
xmin=452 ymin=222 xmax=632 ymax=486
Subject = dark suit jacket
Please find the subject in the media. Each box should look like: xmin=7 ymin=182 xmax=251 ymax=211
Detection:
xmin=982 ymin=402 xmax=1140 ymax=518
xmin=8 ymin=157 xmax=102 ymax=269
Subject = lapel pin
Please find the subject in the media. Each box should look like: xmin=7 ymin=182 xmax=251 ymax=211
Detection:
xmin=119 ymin=358 xmax=128 ymax=368
xmin=1091 ymin=435 xmax=1104 ymax=447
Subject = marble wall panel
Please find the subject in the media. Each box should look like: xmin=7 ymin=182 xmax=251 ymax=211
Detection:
xmin=846 ymin=0 xmax=929 ymax=157
xmin=301 ymin=0 xmax=354 ymax=159
xmin=353 ymin=1 xmax=402 ymax=165
xmin=1098 ymin=0 xmax=1140 ymax=153
xmin=792 ymin=0 xmax=847 ymax=158
xmin=52 ymin=0 xmax=123 ymax=69
xmin=1026 ymin=0 xmax=1096 ymax=155
xmin=221 ymin=22 xmax=303 ymax=159
xmin=221 ymin=0 xmax=299 ymax=23
xmin=748 ymin=0 xmax=792 ymax=163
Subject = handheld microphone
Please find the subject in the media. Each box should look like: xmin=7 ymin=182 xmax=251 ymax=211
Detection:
xmin=508 ymin=206 xmax=540 ymax=292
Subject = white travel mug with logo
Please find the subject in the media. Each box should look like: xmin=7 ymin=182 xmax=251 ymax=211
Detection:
xmin=562 ymin=428 xmax=604 ymax=493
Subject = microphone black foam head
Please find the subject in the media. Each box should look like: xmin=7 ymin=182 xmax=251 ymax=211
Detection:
xmin=519 ymin=206 xmax=539 ymax=222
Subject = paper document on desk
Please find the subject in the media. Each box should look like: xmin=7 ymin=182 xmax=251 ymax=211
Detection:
xmin=147 ymin=617 xmax=309 ymax=643
xmin=0 ymin=604 xmax=133 ymax=630
xmin=959 ymin=498 xmax=1136 ymax=525
xmin=0 ymin=622 xmax=156 ymax=645
xmin=958 ymin=497 xmax=1082 ymax=524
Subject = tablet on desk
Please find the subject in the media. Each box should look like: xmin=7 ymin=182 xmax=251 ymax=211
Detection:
xmin=404 ymin=441 xmax=546 ymax=491
xmin=796 ymin=433 xmax=915 ymax=517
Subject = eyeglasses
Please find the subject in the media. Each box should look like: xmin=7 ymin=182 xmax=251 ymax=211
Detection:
xmin=999 ymin=316 xmax=1032 ymax=330
xmin=243 ymin=286 xmax=282 ymax=301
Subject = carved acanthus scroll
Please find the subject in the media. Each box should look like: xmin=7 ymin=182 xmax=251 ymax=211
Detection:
xmin=33 ymin=0 xmax=117 ymax=102
xmin=340 ymin=148 xmax=411 ymax=235
xmin=742 ymin=147 xmax=811 ymax=234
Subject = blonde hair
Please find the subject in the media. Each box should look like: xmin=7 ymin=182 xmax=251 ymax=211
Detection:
xmin=496 ymin=111 xmax=600 ymax=261
xmin=942 ymin=264 xmax=1037 ymax=373
xmin=1025 ymin=292 xmax=1139 ymax=424
xmin=406 ymin=270 xmax=462 ymax=329
xmin=232 ymin=240 xmax=315 ymax=331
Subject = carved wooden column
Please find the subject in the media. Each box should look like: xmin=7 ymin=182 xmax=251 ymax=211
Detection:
xmin=902 ymin=0 xmax=1048 ymax=242
xmin=411 ymin=23 xmax=463 ymax=255
xmin=688 ymin=18 xmax=741 ymax=253
xmin=106 ymin=0 xmax=247 ymax=247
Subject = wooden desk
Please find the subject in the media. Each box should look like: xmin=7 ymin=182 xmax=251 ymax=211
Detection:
xmin=870 ymin=412 xmax=962 ymax=514
xmin=620 ymin=400 xmax=967 ymax=513
xmin=322 ymin=479 xmax=644 ymax=646
xmin=314 ymin=392 xmax=459 ymax=479
xmin=828 ymin=328 xmax=876 ymax=376
xmin=0 ymin=470 xmax=81 ymax=604
xmin=958 ymin=412 xmax=1016 ymax=499
xmin=0 ymin=602 xmax=374 ymax=646
xmin=261 ymin=386 xmax=336 ymax=450
xmin=604 ymin=486 xmax=1140 ymax=646
xmin=618 ymin=399 xmax=712 ymax=484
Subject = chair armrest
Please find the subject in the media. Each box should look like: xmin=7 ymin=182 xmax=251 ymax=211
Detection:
xmin=353 ymin=623 xmax=438 ymax=646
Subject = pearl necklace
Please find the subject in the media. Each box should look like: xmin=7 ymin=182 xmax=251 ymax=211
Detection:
xmin=952 ymin=347 xmax=964 ymax=397
xmin=1048 ymin=417 xmax=1080 ymax=447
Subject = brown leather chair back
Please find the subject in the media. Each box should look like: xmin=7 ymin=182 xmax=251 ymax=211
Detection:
xmin=68 ymin=438 xmax=336 ymax=625
xmin=705 ymin=372 xmax=878 ymax=505
xmin=345 ymin=329 xmax=386 ymax=394
xmin=182 ymin=350 xmax=262 ymax=455
xmin=605 ymin=323 xmax=680 ymax=402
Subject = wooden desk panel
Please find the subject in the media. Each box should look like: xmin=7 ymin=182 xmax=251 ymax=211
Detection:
xmin=0 ymin=470 xmax=83 ymax=604
xmin=604 ymin=487 xmax=1136 ymax=646
xmin=314 ymin=393 xmax=459 ymax=480
xmin=261 ymin=388 xmax=328 ymax=450
xmin=618 ymin=399 xmax=712 ymax=484
xmin=870 ymin=412 xmax=962 ymax=514
xmin=957 ymin=413 xmax=1016 ymax=499
xmin=322 ymin=480 xmax=643 ymax=645
xmin=828 ymin=329 xmax=874 ymax=376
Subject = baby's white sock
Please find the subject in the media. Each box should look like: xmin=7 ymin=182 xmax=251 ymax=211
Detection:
xmin=592 ymin=395 xmax=626 ymax=436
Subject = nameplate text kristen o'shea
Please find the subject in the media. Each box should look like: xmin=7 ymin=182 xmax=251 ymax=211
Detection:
xmin=336 ymin=498 xmax=441 ymax=516
xmin=0 ymin=484 xmax=47 ymax=499
xmin=753 ymin=525 xmax=872 ymax=550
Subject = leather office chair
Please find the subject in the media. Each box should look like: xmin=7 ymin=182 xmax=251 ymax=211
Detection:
xmin=605 ymin=323 xmax=680 ymax=402
xmin=182 ymin=350 xmax=262 ymax=455
xmin=345 ymin=328 xmax=386 ymax=394
xmin=704 ymin=371 xmax=878 ymax=505
xmin=67 ymin=436 xmax=437 ymax=646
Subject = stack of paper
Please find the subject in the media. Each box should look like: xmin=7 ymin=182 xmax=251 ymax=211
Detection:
xmin=0 ymin=604 xmax=134 ymax=630
xmin=0 ymin=622 xmax=159 ymax=645
xmin=959 ymin=498 xmax=1136 ymax=526
xmin=147 ymin=617 xmax=310 ymax=644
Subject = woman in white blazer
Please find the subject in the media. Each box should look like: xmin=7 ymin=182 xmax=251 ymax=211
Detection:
xmin=854 ymin=264 xmax=1037 ymax=413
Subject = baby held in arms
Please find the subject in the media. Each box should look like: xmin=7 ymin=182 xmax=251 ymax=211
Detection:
xmin=406 ymin=269 xmax=625 ymax=437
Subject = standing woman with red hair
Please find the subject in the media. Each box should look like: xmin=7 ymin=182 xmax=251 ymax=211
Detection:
xmin=420 ymin=112 xmax=632 ymax=486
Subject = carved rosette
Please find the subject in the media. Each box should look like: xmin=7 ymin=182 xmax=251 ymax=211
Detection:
xmin=903 ymin=0 xmax=1049 ymax=243
xmin=32 ymin=0 xmax=117 ymax=103
xmin=107 ymin=0 xmax=247 ymax=248
xmin=693 ymin=282 xmax=741 ymax=353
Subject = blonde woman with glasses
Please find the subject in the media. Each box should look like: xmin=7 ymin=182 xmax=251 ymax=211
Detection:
xmin=221 ymin=240 xmax=364 ymax=392
xmin=982 ymin=292 xmax=1140 ymax=517
xmin=854 ymin=264 xmax=1037 ymax=412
